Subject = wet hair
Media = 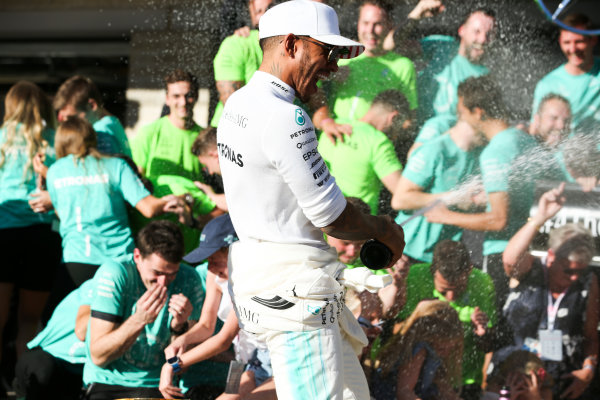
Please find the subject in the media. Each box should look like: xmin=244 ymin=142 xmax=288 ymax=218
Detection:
xmin=561 ymin=13 xmax=594 ymax=31
xmin=164 ymin=69 xmax=199 ymax=98
xmin=373 ymin=300 xmax=463 ymax=387
xmin=53 ymin=75 xmax=103 ymax=112
xmin=191 ymin=126 xmax=217 ymax=156
xmin=346 ymin=196 xmax=371 ymax=215
xmin=55 ymin=116 xmax=102 ymax=160
xmin=371 ymin=90 xmax=410 ymax=119
xmin=136 ymin=220 xmax=185 ymax=264
xmin=537 ymin=93 xmax=571 ymax=115
xmin=562 ymin=135 xmax=600 ymax=179
xmin=359 ymin=0 xmax=393 ymax=21
xmin=488 ymin=350 xmax=554 ymax=390
xmin=460 ymin=7 xmax=496 ymax=28
xmin=430 ymin=240 xmax=472 ymax=282
xmin=458 ymin=75 xmax=508 ymax=120
xmin=0 ymin=81 xmax=56 ymax=173
xmin=548 ymin=223 xmax=595 ymax=264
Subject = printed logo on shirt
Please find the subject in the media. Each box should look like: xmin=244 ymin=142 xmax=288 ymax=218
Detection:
xmin=310 ymin=156 xmax=322 ymax=169
xmin=217 ymin=142 xmax=244 ymax=167
xmin=270 ymin=80 xmax=289 ymax=93
xmin=223 ymin=111 xmax=248 ymax=128
xmin=237 ymin=304 xmax=260 ymax=325
xmin=251 ymin=295 xmax=295 ymax=310
xmin=289 ymin=126 xmax=314 ymax=139
xmin=303 ymin=148 xmax=318 ymax=161
xmin=296 ymin=137 xmax=316 ymax=149
xmin=53 ymin=173 xmax=109 ymax=189
xmin=312 ymin=162 xmax=327 ymax=180
xmin=295 ymin=109 xmax=306 ymax=126
xmin=316 ymin=172 xmax=331 ymax=187
xmin=307 ymin=305 xmax=321 ymax=315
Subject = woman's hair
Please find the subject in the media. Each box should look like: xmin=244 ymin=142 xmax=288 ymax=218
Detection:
xmin=0 ymin=81 xmax=56 ymax=174
xmin=375 ymin=300 xmax=463 ymax=387
xmin=488 ymin=350 xmax=554 ymax=390
xmin=55 ymin=116 xmax=102 ymax=160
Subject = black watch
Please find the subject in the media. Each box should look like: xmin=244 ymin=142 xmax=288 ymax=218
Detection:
xmin=167 ymin=356 xmax=183 ymax=373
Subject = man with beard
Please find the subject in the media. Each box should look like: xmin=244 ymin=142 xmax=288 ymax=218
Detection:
xmin=217 ymin=1 xmax=405 ymax=398
xmin=529 ymin=94 xmax=572 ymax=148
xmin=532 ymin=13 xmax=599 ymax=136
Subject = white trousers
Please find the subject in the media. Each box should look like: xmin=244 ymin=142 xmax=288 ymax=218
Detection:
xmin=260 ymin=323 xmax=370 ymax=400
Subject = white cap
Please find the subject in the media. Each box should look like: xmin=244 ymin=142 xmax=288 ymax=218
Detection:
xmin=259 ymin=0 xmax=364 ymax=59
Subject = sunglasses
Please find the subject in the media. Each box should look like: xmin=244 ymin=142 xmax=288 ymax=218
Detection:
xmin=562 ymin=267 xmax=588 ymax=276
xmin=297 ymin=36 xmax=349 ymax=63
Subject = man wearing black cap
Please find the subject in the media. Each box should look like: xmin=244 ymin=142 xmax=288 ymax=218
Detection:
xmin=217 ymin=1 xmax=405 ymax=398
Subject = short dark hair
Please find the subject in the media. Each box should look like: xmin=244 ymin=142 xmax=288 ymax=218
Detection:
xmin=164 ymin=69 xmax=199 ymax=98
xmin=561 ymin=13 xmax=593 ymax=31
xmin=259 ymin=35 xmax=282 ymax=53
xmin=371 ymin=90 xmax=410 ymax=118
xmin=537 ymin=93 xmax=571 ymax=115
xmin=430 ymin=240 xmax=472 ymax=282
xmin=346 ymin=196 xmax=371 ymax=215
xmin=360 ymin=0 xmax=393 ymax=21
xmin=53 ymin=75 xmax=103 ymax=112
xmin=458 ymin=75 xmax=507 ymax=120
xmin=136 ymin=220 xmax=185 ymax=264
xmin=460 ymin=7 xmax=496 ymax=28
xmin=191 ymin=127 xmax=217 ymax=156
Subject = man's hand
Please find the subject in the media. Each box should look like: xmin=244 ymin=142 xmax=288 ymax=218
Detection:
xmin=424 ymin=201 xmax=450 ymax=224
xmin=560 ymin=368 xmax=594 ymax=399
xmin=321 ymin=119 xmax=353 ymax=144
xmin=533 ymin=182 xmax=565 ymax=225
xmin=387 ymin=254 xmax=410 ymax=285
xmin=575 ymin=176 xmax=598 ymax=192
xmin=165 ymin=334 xmax=188 ymax=360
xmin=164 ymin=195 xmax=194 ymax=226
xmin=470 ymin=306 xmax=489 ymax=336
xmin=233 ymin=25 xmax=251 ymax=37
xmin=407 ymin=0 xmax=445 ymax=19
xmin=195 ymin=181 xmax=216 ymax=198
xmin=169 ymin=293 xmax=193 ymax=329
xmin=159 ymin=362 xmax=184 ymax=399
xmin=32 ymin=152 xmax=48 ymax=178
xmin=29 ymin=190 xmax=53 ymax=213
xmin=132 ymin=283 xmax=167 ymax=326
xmin=507 ymin=371 xmax=543 ymax=400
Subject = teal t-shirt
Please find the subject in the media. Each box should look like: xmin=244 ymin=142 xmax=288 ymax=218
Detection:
xmin=94 ymin=115 xmax=132 ymax=158
xmin=328 ymin=52 xmax=418 ymax=121
xmin=27 ymin=279 xmax=94 ymax=364
xmin=395 ymin=134 xmax=481 ymax=262
xmin=414 ymin=114 xmax=457 ymax=144
xmin=532 ymin=57 xmax=600 ymax=135
xmin=318 ymin=119 xmax=402 ymax=214
xmin=211 ymin=29 xmax=263 ymax=127
xmin=431 ymin=54 xmax=489 ymax=118
xmin=46 ymin=155 xmax=150 ymax=264
xmin=479 ymin=128 xmax=539 ymax=255
xmin=398 ymin=263 xmax=496 ymax=386
xmin=0 ymin=126 xmax=56 ymax=229
xmin=83 ymin=256 xmax=205 ymax=388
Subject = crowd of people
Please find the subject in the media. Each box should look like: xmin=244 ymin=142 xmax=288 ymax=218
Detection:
xmin=1 ymin=0 xmax=599 ymax=399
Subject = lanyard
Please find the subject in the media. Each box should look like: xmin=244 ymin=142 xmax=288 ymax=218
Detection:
xmin=547 ymin=291 xmax=566 ymax=330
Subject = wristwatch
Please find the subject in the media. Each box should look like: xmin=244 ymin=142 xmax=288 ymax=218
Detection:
xmin=168 ymin=356 xmax=183 ymax=374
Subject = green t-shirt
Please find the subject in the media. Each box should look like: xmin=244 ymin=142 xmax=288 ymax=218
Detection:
xmin=0 ymin=126 xmax=56 ymax=229
xmin=479 ymin=128 xmax=539 ymax=255
xmin=318 ymin=119 xmax=402 ymax=214
xmin=94 ymin=115 xmax=132 ymax=158
xmin=532 ymin=57 xmax=600 ymax=135
xmin=328 ymin=52 xmax=418 ymax=121
xmin=414 ymin=114 xmax=456 ymax=144
xmin=431 ymin=54 xmax=489 ymax=118
xmin=28 ymin=279 xmax=94 ymax=365
xmin=211 ymin=29 xmax=263 ymax=127
xmin=395 ymin=134 xmax=481 ymax=262
xmin=47 ymin=155 xmax=150 ymax=264
xmin=83 ymin=256 xmax=205 ymax=388
xmin=398 ymin=263 xmax=496 ymax=386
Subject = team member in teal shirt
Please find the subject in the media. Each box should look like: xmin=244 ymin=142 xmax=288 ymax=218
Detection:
xmin=14 ymin=279 xmax=94 ymax=399
xmin=393 ymin=119 xmax=484 ymax=263
xmin=0 ymin=81 xmax=62 ymax=366
xmin=84 ymin=221 xmax=204 ymax=400
xmin=46 ymin=116 xmax=185 ymax=303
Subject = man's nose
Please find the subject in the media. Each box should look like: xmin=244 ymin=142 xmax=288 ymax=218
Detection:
xmin=156 ymin=275 xmax=167 ymax=286
xmin=444 ymin=291 xmax=456 ymax=302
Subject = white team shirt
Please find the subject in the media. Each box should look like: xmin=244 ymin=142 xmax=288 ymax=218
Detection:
xmin=217 ymin=71 xmax=346 ymax=249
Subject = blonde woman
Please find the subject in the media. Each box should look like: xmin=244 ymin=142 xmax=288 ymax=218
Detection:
xmin=0 ymin=81 xmax=62 ymax=360
xmin=370 ymin=300 xmax=464 ymax=400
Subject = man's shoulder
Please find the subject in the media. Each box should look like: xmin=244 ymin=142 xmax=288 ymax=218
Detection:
xmin=136 ymin=117 xmax=167 ymax=137
xmin=538 ymin=64 xmax=568 ymax=85
xmin=96 ymin=256 xmax=135 ymax=282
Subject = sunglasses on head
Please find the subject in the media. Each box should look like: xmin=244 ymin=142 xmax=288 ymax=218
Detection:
xmin=296 ymin=36 xmax=349 ymax=63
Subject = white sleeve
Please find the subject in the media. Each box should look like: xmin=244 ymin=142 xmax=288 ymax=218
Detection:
xmin=261 ymin=106 xmax=346 ymax=228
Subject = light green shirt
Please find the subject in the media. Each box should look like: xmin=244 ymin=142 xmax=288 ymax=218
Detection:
xmin=318 ymin=119 xmax=402 ymax=214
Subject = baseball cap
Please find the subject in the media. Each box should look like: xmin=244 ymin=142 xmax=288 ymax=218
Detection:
xmin=183 ymin=214 xmax=238 ymax=265
xmin=259 ymin=0 xmax=364 ymax=59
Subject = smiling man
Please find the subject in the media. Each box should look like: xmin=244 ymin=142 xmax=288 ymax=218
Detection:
xmin=83 ymin=220 xmax=204 ymax=400
xmin=532 ymin=13 xmax=599 ymax=135
xmin=217 ymin=1 xmax=405 ymax=399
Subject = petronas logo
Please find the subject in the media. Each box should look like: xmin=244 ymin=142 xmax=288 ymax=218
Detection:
xmin=295 ymin=109 xmax=305 ymax=126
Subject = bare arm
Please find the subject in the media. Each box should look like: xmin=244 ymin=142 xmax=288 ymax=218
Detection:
xmin=216 ymin=80 xmax=244 ymax=105
xmin=321 ymin=201 xmax=405 ymax=269
xmin=311 ymin=102 xmax=353 ymax=144
xmin=380 ymin=170 xmax=403 ymax=195
xmin=75 ymin=305 xmax=91 ymax=342
xmin=391 ymin=176 xmax=446 ymax=211
xmin=181 ymin=310 xmax=240 ymax=366
xmin=378 ymin=255 xmax=410 ymax=319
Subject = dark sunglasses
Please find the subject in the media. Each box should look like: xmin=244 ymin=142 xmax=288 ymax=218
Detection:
xmin=297 ymin=36 xmax=348 ymax=63
xmin=562 ymin=266 xmax=588 ymax=276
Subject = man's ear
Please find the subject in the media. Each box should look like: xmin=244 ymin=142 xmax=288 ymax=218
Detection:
xmin=283 ymin=34 xmax=298 ymax=58
xmin=133 ymin=248 xmax=142 ymax=264
xmin=546 ymin=248 xmax=555 ymax=268
xmin=88 ymin=99 xmax=99 ymax=112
